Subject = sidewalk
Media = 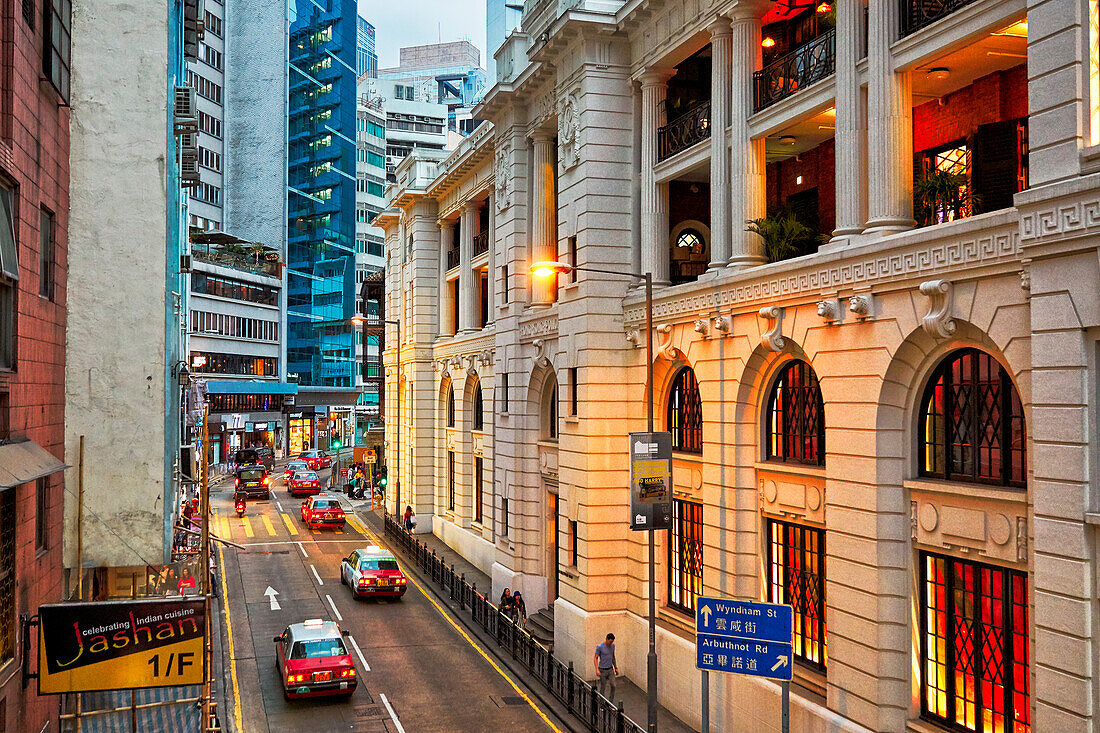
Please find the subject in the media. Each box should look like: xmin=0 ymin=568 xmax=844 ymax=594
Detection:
xmin=357 ymin=507 xmax=698 ymax=733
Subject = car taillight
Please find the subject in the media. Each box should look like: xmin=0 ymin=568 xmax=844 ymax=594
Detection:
xmin=234 ymin=478 xmax=239 ymax=487
xmin=287 ymin=673 xmax=305 ymax=684
xmin=396 ymin=578 xmax=407 ymax=584
xmin=339 ymin=669 xmax=356 ymax=678
xmin=263 ymin=477 xmax=270 ymax=485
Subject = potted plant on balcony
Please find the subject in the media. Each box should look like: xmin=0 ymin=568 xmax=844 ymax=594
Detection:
xmin=913 ymin=166 xmax=977 ymax=227
xmin=745 ymin=210 xmax=825 ymax=263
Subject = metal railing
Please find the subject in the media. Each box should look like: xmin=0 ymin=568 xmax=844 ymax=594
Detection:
xmin=753 ymin=29 xmax=836 ymax=112
xmin=657 ymin=100 xmax=711 ymax=162
xmin=446 ymin=247 xmax=460 ymax=270
xmin=384 ymin=514 xmax=644 ymax=733
xmin=900 ymin=0 xmax=977 ymax=37
xmin=473 ymin=230 xmax=490 ymax=257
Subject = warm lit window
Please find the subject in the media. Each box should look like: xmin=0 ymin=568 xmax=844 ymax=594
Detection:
xmin=668 ymin=499 xmax=702 ymax=614
xmin=922 ymin=553 xmax=1029 ymax=733
xmin=667 ymin=367 xmax=702 ymax=453
xmin=919 ymin=349 xmax=1026 ymax=488
xmin=766 ymin=360 xmax=825 ymax=465
xmin=767 ymin=519 xmax=825 ymax=669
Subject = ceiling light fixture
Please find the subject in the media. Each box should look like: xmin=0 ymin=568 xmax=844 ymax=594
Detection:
xmin=815 ymin=2 xmax=832 ymax=13
xmin=761 ymin=36 xmax=776 ymax=48
xmin=779 ymin=135 xmax=797 ymax=145
xmin=927 ymin=67 xmax=950 ymax=81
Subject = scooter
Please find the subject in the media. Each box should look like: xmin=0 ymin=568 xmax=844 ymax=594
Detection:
xmin=235 ymin=497 xmax=246 ymax=518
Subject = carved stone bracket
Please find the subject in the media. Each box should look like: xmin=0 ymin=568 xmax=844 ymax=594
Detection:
xmin=625 ymin=330 xmax=642 ymax=348
xmin=693 ymin=319 xmax=709 ymax=337
xmin=713 ymin=315 xmax=731 ymax=335
xmin=816 ymin=299 xmax=840 ymax=324
xmin=558 ymin=93 xmax=580 ymax=172
xmin=656 ymin=323 xmax=680 ymax=360
xmin=494 ymin=142 xmax=512 ymax=212
xmin=532 ymin=338 xmax=546 ymax=361
xmin=759 ymin=306 xmax=785 ymax=352
xmin=1019 ymin=257 xmax=1031 ymax=292
xmin=848 ymin=293 xmax=874 ymax=320
xmin=919 ymin=280 xmax=956 ymax=339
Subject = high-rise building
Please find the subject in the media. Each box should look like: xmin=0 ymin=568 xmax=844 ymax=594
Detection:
xmin=357 ymin=15 xmax=378 ymax=78
xmin=377 ymin=91 xmax=449 ymax=183
xmin=378 ymin=41 xmax=487 ymax=135
xmin=287 ymin=0 xmax=360 ymax=444
xmin=484 ymin=0 xmax=522 ymax=82
xmin=186 ymin=0 xmax=225 ymax=233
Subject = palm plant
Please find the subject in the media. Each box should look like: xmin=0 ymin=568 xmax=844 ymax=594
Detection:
xmin=745 ymin=211 xmax=825 ymax=263
xmin=913 ymin=166 xmax=977 ymax=226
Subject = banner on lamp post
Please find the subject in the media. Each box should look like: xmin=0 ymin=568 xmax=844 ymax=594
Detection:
xmin=629 ymin=431 xmax=673 ymax=531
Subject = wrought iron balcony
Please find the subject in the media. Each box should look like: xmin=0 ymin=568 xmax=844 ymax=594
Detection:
xmin=900 ymin=0 xmax=977 ymax=37
xmin=473 ymin=231 xmax=489 ymax=257
xmin=657 ymin=101 xmax=711 ymax=162
xmin=753 ymin=29 xmax=836 ymax=113
xmin=446 ymin=247 xmax=460 ymax=270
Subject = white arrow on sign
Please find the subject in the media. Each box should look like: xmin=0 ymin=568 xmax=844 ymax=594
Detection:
xmin=264 ymin=586 xmax=281 ymax=611
xmin=771 ymin=655 xmax=789 ymax=672
xmin=699 ymin=604 xmax=712 ymax=628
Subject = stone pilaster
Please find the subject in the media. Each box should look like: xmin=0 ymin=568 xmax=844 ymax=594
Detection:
xmin=828 ymin=0 xmax=866 ymax=244
xmin=865 ymin=0 xmax=914 ymax=234
xmin=728 ymin=8 xmax=767 ymax=268
xmin=708 ymin=18 xmax=732 ymax=269
xmin=640 ymin=69 xmax=674 ymax=284
xmin=530 ymin=131 xmax=558 ymax=304
xmin=439 ymin=220 xmax=454 ymax=336
xmin=486 ymin=193 xmax=495 ymax=323
xmin=459 ymin=201 xmax=478 ymax=332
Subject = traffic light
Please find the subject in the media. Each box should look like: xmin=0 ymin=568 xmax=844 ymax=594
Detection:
xmin=332 ymin=437 xmax=341 ymax=450
xmin=377 ymin=476 xmax=387 ymax=488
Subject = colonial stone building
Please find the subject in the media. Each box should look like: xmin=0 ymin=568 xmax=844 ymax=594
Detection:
xmin=379 ymin=0 xmax=1100 ymax=730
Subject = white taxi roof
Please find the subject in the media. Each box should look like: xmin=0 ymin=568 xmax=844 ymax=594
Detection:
xmin=287 ymin=619 xmax=342 ymax=642
xmin=354 ymin=546 xmax=396 ymax=560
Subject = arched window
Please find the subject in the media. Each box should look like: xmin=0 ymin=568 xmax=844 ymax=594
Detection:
xmin=667 ymin=367 xmax=702 ymax=453
xmin=919 ymin=348 xmax=1026 ymax=487
xmin=544 ymin=382 xmax=558 ymax=440
xmin=472 ymin=383 xmax=484 ymax=430
xmin=766 ymin=360 xmax=825 ymax=466
xmin=446 ymin=385 xmax=455 ymax=427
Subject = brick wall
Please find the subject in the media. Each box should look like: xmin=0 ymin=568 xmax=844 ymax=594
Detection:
xmin=0 ymin=2 xmax=69 ymax=730
xmin=766 ymin=137 xmax=836 ymax=235
xmin=913 ymin=64 xmax=1027 ymax=153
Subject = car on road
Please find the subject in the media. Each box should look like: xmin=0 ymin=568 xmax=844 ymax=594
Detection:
xmin=297 ymin=449 xmax=332 ymax=471
xmin=300 ymin=494 xmax=346 ymax=530
xmin=274 ymin=619 xmax=357 ymax=700
xmin=235 ymin=446 xmax=275 ymax=471
xmin=340 ymin=546 xmax=407 ymax=599
xmin=287 ymin=470 xmax=322 ymax=497
xmin=234 ymin=464 xmax=271 ymax=499
xmin=283 ymin=460 xmax=309 ymax=481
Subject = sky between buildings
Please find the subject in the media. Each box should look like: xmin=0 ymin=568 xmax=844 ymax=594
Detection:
xmin=359 ymin=0 xmax=489 ymax=68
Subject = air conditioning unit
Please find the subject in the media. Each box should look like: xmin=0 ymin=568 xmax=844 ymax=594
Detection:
xmin=179 ymin=131 xmax=198 ymax=153
xmin=173 ymin=86 xmax=197 ymax=135
xmin=180 ymin=254 xmax=192 ymax=272
xmin=183 ymin=0 xmax=205 ymax=39
xmin=181 ymin=158 xmax=201 ymax=188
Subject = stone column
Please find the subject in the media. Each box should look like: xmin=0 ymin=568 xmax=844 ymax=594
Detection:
xmin=708 ymin=18 xmax=732 ymax=270
xmin=727 ymin=7 xmax=767 ymax=268
xmin=530 ymin=131 xmax=557 ymax=305
xmin=459 ymin=201 xmax=479 ymax=332
xmin=630 ymin=81 xmax=642 ymax=282
xmin=828 ymin=0 xmax=866 ymax=245
xmin=640 ymin=69 xmax=674 ymax=284
xmin=486 ymin=193 xmax=495 ymax=323
xmin=865 ymin=0 xmax=914 ymax=234
xmin=439 ymin=221 xmax=454 ymax=336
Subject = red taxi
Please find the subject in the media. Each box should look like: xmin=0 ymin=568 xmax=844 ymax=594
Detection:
xmin=300 ymin=494 xmax=346 ymax=530
xmin=287 ymin=470 xmax=322 ymax=497
xmin=283 ymin=460 xmax=309 ymax=481
xmin=273 ymin=619 xmax=357 ymax=700
xmin=297 ymin=449 xmax=332 ymax=471
xmin=340 ymin=547 xmax=407 ymax=599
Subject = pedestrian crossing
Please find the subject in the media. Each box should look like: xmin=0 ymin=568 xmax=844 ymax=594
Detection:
xmin=212 ymin=506 xmax=370 ymax=542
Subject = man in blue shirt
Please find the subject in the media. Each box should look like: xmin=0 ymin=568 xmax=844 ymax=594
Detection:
xmin=594 ymin=633 xmax=618 ymax=698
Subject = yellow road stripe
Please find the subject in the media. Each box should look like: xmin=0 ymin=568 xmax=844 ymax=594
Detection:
xmin=216 ymin=543 xmax=244 ymax=732
xmin=280 ymin=513 xmax=299 ymax=536
xmin=261 ymin=513 xmax=277 ymax=536
xmin=240 ymin=516 xmax=254 ymax=537
xmin=215 ymin=511 xmax=231 ymax=540
xmin=344 ymin=515 xmax=366 ymax=535
xmin=312 ymin=529 xmax=321 ymax=536
xmin=358 ymin=528 xmax=558 ymax=726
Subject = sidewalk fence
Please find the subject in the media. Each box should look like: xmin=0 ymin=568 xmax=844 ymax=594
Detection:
xmin=383 ymin=513 xmax=644 ymax=733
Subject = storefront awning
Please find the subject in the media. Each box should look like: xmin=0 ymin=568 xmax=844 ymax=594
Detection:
xmin=0 ymin=440 xmax=68 ymax=489
xmin=205 ymin=380 xmax=298 ymax=396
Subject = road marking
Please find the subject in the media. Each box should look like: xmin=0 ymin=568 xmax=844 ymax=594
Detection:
xmin=280 ymin=513 xmax=299 ymax=535
xmin=311 ymin=529 xmax=321 ymax=536
xmin=297 ymin=541 xmax=308 ymax=558
xmin=216 ymin=543 xmax=244 ymax=732
xmin=264 ymin=586 xmax=281 ymax=611
xmin=346 ymin=633 xmax=370 ymax=672
xmin=379 ymin=694 xmax=405 ymax=733
xmin=334 ymin=528 xmax=343 ymax=534
xmin=344 ymin=515 xmax=367 ymax=535
xmin=218 ymin=514 xmax=232 ymax=540
xmin=310 ymin=564 xmax=324 ymax=586
xmin=261 ymin=513 xmax=277 ymax=536
xmin=240 ymin=517 xmax=254 ymax=537
xmin=325 ymin=593 xmax=342 ymax=621
xmin=275 ymin=499 xmax=284 ymax=512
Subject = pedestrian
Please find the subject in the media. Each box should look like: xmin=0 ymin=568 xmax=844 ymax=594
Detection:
xmin=499 ymin=588 xmax=514 ymax=617
xmin=594 ymin=633 xmax=618 ymax=699
xmin=511 ymin=590 xmax=527 ymax=626
xmin=403 ymin=506 xmax=417 ymax=531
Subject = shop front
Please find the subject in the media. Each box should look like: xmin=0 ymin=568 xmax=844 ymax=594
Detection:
xmin=289 ymin=413 xmax=314 ymax=455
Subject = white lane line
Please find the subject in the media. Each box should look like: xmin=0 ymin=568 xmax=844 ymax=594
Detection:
xmin=325 ymin=593 xmax=343 ymax=622
xmin=346 ymin=633 xmax=370 ymax=672
xmin=276 ymin=500 xmax=284 ymax=512
xmin=310 ymin=564 xmax=324 ymax=586
xmin=297 ymin=541 xmax=308 ymax=558
xmin=379 ymin=694 xmax=404 ymax=733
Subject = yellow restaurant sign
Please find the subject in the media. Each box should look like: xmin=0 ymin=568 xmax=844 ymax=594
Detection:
xmin=38 ymin=598 xmax=205 ymax=694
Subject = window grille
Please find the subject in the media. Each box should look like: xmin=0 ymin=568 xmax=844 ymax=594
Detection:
xmin=668 ymin=499 xmax=702 ymax=614
xmin=767 ymin=519 xmax=826 ymax=669
xmin=766 ymin=360 xmax=825 ymax=465
xmin=667 ymin=367 xmax=702 ymax=453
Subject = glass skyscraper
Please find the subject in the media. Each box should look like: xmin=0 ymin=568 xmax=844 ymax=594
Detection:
xmin=287 ymin=0 xmax=358 ymax=387
xmin=357 ymin=16 xmax=378 ymax=78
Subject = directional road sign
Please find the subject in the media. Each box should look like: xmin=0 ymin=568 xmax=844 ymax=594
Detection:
xmin=695 ymin=597 xmax=793 ymax=681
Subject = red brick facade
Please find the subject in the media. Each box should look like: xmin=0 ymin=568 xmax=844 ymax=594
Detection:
xmin=0 ymin=2 xmax=70 ymax=730
xmin=913 ymin=64 xmax=1028 ymax=154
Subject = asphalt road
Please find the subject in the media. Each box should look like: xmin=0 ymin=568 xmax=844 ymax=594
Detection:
xmin=213 ymin=468 xmax=555 ymax=733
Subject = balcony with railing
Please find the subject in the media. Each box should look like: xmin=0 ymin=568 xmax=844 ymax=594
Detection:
xmin=657 ymin=101 xmax=711 ymax=162
xmin=190 ymin=236 xmax=282 ymax=278
xmin=472 ymin=230 xmax=489 ymax=257
xmin=753 ymin=29 xmax=836 ymax=112
xmin=900 ymin=0 xmax=978 ymax=37
xmin=446 ymin=246 xmax=460 ymax=270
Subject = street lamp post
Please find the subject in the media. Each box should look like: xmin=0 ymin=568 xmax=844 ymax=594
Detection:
xmin=531 ymin=260 xmax=659 ymax=732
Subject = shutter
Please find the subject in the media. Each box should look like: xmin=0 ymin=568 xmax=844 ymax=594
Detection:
xmin=972 ymin=120 xmax=1019 ymax=214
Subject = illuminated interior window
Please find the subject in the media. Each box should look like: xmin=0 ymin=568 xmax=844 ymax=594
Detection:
xmin=767 ymin=519 xmax=825 ymax=669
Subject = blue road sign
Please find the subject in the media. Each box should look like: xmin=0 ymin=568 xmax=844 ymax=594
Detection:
xmin=696 ymin=598 xmax=793 ymax=681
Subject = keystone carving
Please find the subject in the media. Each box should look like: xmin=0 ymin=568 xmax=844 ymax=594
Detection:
xmin=919 ymin=280 xmax=956 ymax=339
xmin=656 ymin=323 xmax=680 ymax=360
xmin=816 ymin=299 xmax=840 ymax=324
xmin=848 ymin=294 xmax=873 ymax=320
xmin=532 ymin=338 xmax=545 ymax=360
xmin=758 ymin=306 xmax=785 ymax=352
xmin=693 ymin=319 xmax=709 ymax=337
xmin=712 ymin=315 xmax=731 ymax=334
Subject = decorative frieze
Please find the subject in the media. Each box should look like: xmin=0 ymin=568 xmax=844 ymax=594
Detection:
xmin=519 ymin=315 xmax=558 ymax=341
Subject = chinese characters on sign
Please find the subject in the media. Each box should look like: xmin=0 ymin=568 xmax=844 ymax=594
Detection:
xmin=695 ymin=597 xmax=794 ymax=681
